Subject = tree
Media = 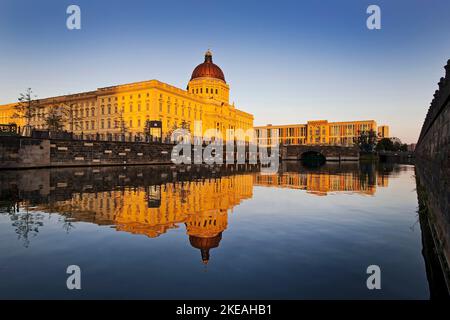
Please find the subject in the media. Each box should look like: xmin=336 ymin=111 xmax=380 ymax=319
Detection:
xmin=376 ymin=138 xmax=394 ymax=151
xmin=166 ymin=121 xmax=191 ymax=143
xmin=44 ymin=108 xmax=65 ymax=132
xmin=376 ymin=138 xmax=408 ymax=152
xmin=400 ymin=144 xmax=408 ymax=152
xmin=116 ymin=109 xmax=128 ymax=141
xmin=354 ymin=130 xmax=377 ymax=152
xmin=13 ymin=88 xmax=39 ymax=127
xmin=64 ymin=102 xmax=83 ymax=132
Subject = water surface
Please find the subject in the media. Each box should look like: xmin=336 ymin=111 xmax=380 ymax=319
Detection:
xmin=0 ymin=162 xmax=429 ymax=299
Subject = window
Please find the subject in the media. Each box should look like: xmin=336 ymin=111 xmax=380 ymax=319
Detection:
xmin=107 ymin=105 xmax=111 ymax=114
xmin=138 ymin=104 xmax=141 ymax=112
xmin=138 ymin=119 xmax=141 ymax=127
xmin=101 ymin=119 xmax=104 ymax=129
xmin=146 ymin=103 xmax=149 ymax=111
xmin=216 ymin=89 xmax=218 ymax=94
xmin=101 ymin=106 xmax=105 ymax=115
xmin=107 ymin=119 xmax=111 ymax=129
xmin=206 ymin=88 xmax=209 ymax=94
xmin=129 ymin=104 xmax=133 ymax=112
xmin=129 ymin=120 xmax=132 ymax=128
xmin=91 ymin=121 xmax=95 ymax=130
xmin=91 ymin=108 xmax=95 ymax=116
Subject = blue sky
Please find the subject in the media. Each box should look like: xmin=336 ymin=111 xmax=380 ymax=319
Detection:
xmin=1 ymin=0 xmax=449 ymax=143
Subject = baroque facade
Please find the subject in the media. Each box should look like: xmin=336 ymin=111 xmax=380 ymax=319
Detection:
xmin=0 ymin=50 xmax=254 ymax=142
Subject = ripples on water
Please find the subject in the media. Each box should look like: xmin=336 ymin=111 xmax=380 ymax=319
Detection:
xmin=0 ymin=162 xmax=431 ymax=299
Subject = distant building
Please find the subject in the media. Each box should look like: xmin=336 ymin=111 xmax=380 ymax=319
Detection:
xmin=407 ymin=143 xmax=416 ymax=152
xmin=378 ymin=125 xmax=389 ymax=139
xmin=254 ymin=120 xmax=389 ymax=146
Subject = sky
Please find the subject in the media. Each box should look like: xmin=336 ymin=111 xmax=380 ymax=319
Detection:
xmin=1 ymin=0 xmax=449 ymax=143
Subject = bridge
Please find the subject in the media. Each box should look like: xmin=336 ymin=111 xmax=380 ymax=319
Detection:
xmin=281 ymin=144 xmax=359 ymax=162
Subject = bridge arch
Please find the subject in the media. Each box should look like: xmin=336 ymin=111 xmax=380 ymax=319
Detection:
xmin=282 ymin=145 xmax=360 ymax=162
xmin=300 ymin=150 xmax=326 ymax=166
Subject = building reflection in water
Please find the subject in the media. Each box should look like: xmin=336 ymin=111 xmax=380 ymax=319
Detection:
xmin=0 ymin=162 xmax=393 ymax=262
xmin=255 ymin=162 xmax=388 ymax=196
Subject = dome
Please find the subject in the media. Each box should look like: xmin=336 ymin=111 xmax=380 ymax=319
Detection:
xmin=190 ymin=50 xmax=226 ymax=82
xmin=189 ymin=233 xmax=222 ymax=264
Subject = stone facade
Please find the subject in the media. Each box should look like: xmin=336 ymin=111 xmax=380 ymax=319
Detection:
xmin=0 ymin=136 xmax=260 ymax=169
xmin=415 ymin=59 xmax=450 ymax=294
xmin=0 ymin=136 xmax=50 ymax=168
xmin=0 ymin=51 xmax=253 ymax=143
xmin=0 ymin=136 xmax=174 ymax=168
xmin=416 ymin=59 xmax=450 ymax=173
xmin=50 ymin=139 xmax=173 ymax=167
xmin=281 ymin=144 xmax=359 ymax=161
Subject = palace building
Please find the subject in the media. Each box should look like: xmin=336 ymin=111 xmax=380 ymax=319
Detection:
xmin=0 ymin=50 xmax=254 ymax=142
xmin=254 ymin=120 xmax=389 ymax=146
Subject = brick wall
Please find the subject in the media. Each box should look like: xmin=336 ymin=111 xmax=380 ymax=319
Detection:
xmin=49 ymin=139 xmax=174 ymax=167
